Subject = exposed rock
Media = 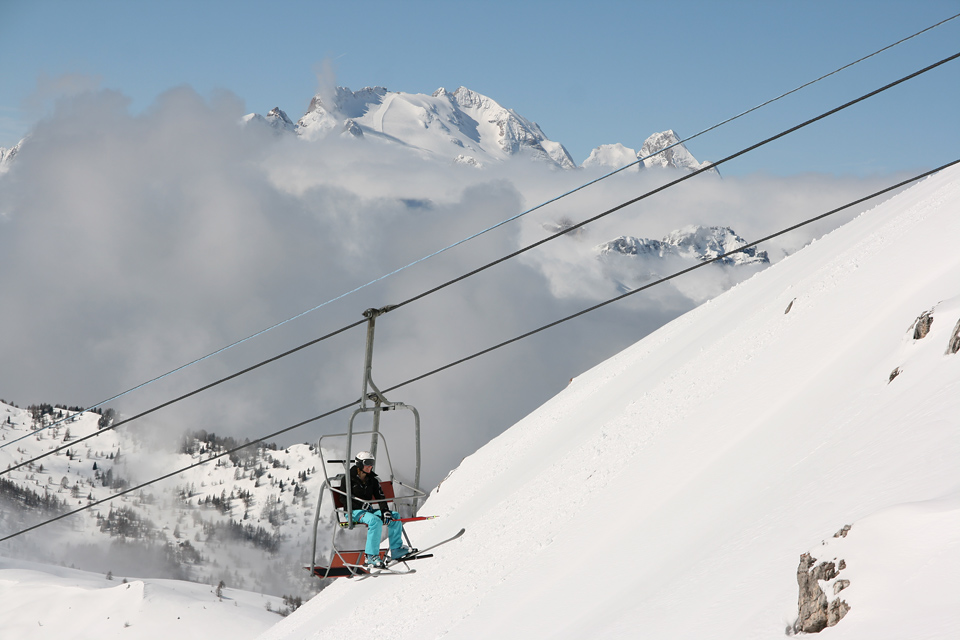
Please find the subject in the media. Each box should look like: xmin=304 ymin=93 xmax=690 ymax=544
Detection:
xmin=947 ymin=318 xmax=960 ymax=355
xmin=341 ymin=119 xmax=364 ymax=139
xmin=834 ymin=524 xmax=851 ymax=538
xmin=795 ymin=552 xmax=850 ymax=633
xmin=828 ymin=598 xmax=851 ymax=626
xmin=889 ymin=367 xmax=901 ymax=383
xmin=785 ymin=299 xmax=795 ymax=315
xmin=913 ymin=311 xmax=934 ymax=339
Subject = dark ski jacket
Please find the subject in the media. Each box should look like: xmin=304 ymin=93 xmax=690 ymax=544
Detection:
xmin=340 ymin=465 xmax=390 ymax=513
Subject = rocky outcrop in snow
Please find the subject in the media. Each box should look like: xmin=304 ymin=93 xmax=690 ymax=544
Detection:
xmin=949 ymin=319 xmax=960 ymax=355
xmin=794 ymin=526 xmax=852 ymax=634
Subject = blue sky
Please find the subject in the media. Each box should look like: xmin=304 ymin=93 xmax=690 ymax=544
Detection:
xmin=1 ymin=0 xmax=958 ymax=175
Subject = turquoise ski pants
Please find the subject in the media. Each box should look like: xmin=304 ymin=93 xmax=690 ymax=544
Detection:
xmin=352 ymin=509 xmax=403 ymax=557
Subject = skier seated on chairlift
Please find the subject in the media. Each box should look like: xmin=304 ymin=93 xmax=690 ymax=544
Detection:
xmin=343 ymin=451 xmax=416 ymax=568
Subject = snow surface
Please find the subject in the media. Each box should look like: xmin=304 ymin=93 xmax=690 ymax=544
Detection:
xmin=0 ymin=405 xmax=335 ymax=596
xmin=256 ymin=164 xmax=960 ymax=639
xmin=0 ymin=555 xmax=285 ymax=639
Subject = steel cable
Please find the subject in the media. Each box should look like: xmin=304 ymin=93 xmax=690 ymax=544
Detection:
xmin=7 ymin=13 xmax=955 ymax=449
xmin=3 ymin=157 xmax=957 ymax=544
xmin=4 ymin=48 xmax=958 ymax=477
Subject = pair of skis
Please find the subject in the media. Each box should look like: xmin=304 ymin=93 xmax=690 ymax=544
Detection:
xmin=312 ymin=528 xmax=465 ymax=579
xmin=356 ymin=527 xmax=465 ymax=578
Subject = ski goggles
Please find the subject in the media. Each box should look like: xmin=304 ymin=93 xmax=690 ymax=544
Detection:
xmin=358 ymin=458 xmax=375 ymax=467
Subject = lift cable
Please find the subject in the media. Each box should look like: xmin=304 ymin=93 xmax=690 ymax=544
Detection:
xmin=380 ymin=159 xmax=960 ymax=393
xmin=4 ymin=48 xmax=958 ymax=476
xmin=566 ymin=11 xmax=960 ymax=179
xmin=0 ymin=318 xmax=367 ymax=476
xmin=385 ymin=50 xmax=960 ymax=314
xmin=2 ymin=157 xmax=956 ymax=545
xmin=6 ymin=13 xmax=955 ymax=450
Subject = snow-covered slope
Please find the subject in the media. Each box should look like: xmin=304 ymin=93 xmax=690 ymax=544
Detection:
xmin=0 ymin=556 xmax=286 ymax=640
xmin=0 ymin=406 xmax=333 ymax=597
xmin=258 ymin=164 xmax=960 ymax=639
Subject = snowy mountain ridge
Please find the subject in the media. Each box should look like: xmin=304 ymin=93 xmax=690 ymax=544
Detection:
xmin=597 ymin=225 xmax=769 ymax=266
xmin=582 ymin=130 xmax=717 ymax=174
xmin=2 ymin=85 xmax=708 ymax=173
xmin=287 ymin=84 xmax=577 ymax=168
xmin=238 ymin=85 xmax=706 ymax=171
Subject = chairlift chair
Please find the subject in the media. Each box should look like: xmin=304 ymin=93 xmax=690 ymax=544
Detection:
xmin=307 ymin=307 xmax=428 ymax=578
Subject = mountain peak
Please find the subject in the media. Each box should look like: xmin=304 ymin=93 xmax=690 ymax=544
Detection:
xmin=291 ymin=85 xmax=576 ymax=168
xmin=639 ymin=130 xmax=716 ymax=174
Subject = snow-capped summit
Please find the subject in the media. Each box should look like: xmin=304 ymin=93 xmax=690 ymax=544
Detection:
xmin=436 ymin=86 xmax=576 ymax=168
xmin=295 ymin=86 xmax=388 ymax=140
xmin=264 ymin=85 xmax=577 ymax=168
xmin=241 ymin=108 xmax=297 ymax=135
xmin=639 ymin=130 xmax=717 ymax=173
xmin=581 ymin=132 xmax=715 ymax=174
xmin=265 ymin=107 xmax=296 ymax=133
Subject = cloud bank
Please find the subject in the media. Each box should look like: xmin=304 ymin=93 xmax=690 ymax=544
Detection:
xmin=0 ymin=86 xmax=908 ymax=489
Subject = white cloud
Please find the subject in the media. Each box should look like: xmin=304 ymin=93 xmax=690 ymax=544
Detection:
xmin=0 ymin=87 xmax=902 ymax=491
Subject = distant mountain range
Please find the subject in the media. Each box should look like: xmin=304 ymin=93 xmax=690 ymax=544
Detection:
xmin=1 ymin=84 xmax=713 ymax=175
xmin=597 ymin=226 xmax=768 ymax=267
xmin=240 ymin=85 xmax=712 ymax=172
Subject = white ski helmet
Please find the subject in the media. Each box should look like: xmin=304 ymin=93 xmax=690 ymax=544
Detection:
xmin=355 ymin=451 xmax=375 ymax=467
